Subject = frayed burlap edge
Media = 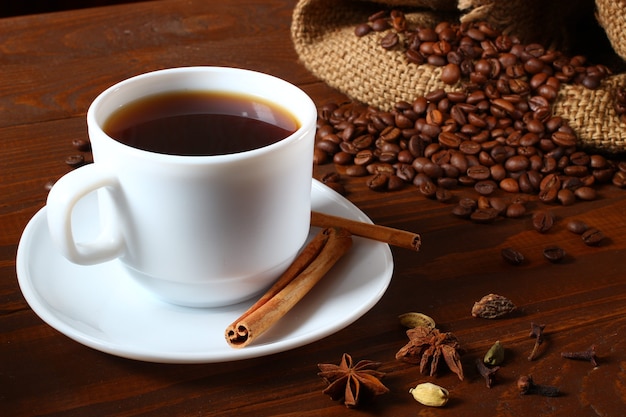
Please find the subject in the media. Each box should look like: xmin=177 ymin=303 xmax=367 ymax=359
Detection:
xmin=291 ymin=0 xmax=460 ymax=110
xmin=556 ymin=73 xmax=626 ymax=153
xmin=292 ymin=0 xmax=626 ymax=153
xmin=596 ymin=0 xmax=626 ymax=61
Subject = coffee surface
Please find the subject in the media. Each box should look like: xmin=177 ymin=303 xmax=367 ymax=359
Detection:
xmin=103 ymin=90 xmax=299 ymax=156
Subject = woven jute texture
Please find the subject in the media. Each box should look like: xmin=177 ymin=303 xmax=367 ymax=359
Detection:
xmin=596 ymin=0 xmax=626 ymax=61
xmin=291 ymin=0 xmax=626 ymax=153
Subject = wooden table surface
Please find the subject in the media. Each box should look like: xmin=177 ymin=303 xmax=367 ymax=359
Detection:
xmin=2 ymin=1 xmax=626 ymax=415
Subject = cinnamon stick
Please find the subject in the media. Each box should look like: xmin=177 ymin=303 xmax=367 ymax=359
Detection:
xmin=225 ymin=227 xmax=353 ymax=348
xmin=311 ymin=211 xmax=421 ymax=252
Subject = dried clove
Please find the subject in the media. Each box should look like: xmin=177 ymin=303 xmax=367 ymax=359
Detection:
xmin=528 ymin=322 xmax=546 ymax=361
xmin=561 ymin=345 xmax=598 ymax=367
xmin=475 ymin=358 xmax=499 ymax=388
xmin=517 ymin=375 xmax=560 ymax=397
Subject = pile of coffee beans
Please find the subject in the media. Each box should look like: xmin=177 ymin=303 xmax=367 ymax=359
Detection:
xmin=314 ymin=15 xmax=626 ymax=223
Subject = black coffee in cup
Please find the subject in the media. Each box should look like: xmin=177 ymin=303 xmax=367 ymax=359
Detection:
xmin=103 ymin=90 xmax=299 ymax=156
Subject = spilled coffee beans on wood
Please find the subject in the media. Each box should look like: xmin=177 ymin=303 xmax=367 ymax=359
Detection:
xmin=315 ymin=16 xmax=626 ymax=225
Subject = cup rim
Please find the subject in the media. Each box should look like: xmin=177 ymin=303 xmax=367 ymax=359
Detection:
xmin=86 ymin=66 xmax=317 ymax=164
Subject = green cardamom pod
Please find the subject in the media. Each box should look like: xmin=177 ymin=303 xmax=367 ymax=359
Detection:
xmin=484 ymin=340 xmax=505 ymax=366
xmin=398 ymin=312 xmax=436 ymax=329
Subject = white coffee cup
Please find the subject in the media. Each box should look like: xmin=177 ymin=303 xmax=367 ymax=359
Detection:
xmin=46 ymin=67 xmax=316 ymax=307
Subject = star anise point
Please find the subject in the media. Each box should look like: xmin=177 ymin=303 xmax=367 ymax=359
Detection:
xmin=318 ymin=353 xmax=389 ymax=408
xmin=396 ymin=327 xmax=464 ymax=380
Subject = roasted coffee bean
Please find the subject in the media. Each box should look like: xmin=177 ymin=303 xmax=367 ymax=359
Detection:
xmin=367 ymin=173 xmax=389 ymax=191
xmin=551 ymin=131 xmax=577 ymax=147
xmin=505 ymin=202 xmax=526 ymax=218
xmin=313 ymin=148 xmax=328 ymax=164
xmin=333 ymin=151 xmax=353 ymax=165
xmin=441 ymin=63 xmax=461 ymax=85
xmin=474 ymin=180 xmax=497 ymax=195
xmin=593 ymin=168 xmax=614 ymax=183
xmin=564 ymin=165 xmax=588 ymax=177
xmin=367 ymin=162 xmax=395 ymax=175
xmin=370 ymin=18 xmax=389 ymax=31
xmin=477 ymin=195 xmax=490 ymax=210
xmin=440 ymin=163 xmax=460 ymax=178
xmin=72 ymin=139 xmax=91 ymax=152
xmin=419 ymin=180 xmax=438 ymax=198
xmin=378 ymin=150 xmax=398 ymax=164
xmin=613 ymin=171 xmax=626 ymax=187
xmin=561 ymin=176 xmax=582 ymax=190
xmin=390 ymin=10 xmax=406 ymax=32
xmin=517 ymin=172 xmax=534 ymax=193
xmin=438 ymin=131 xmax=462 ymax=148
xmin=569 ymin=151 xmax=590 ymax=166
xmin=459 ymin=197 xmax=478 ymax=210
xmin=437 ymin=176 xmax=458 ymax=189
xmin=538 ymin=173 xmax=561 ymax=203
xmin=381 ymin=32 xmax=400 ymax=49
xmin=339 ymin=141 xmax=359 ymax=155
xmin=387 ymin=174 xmax=405 ymax=191
xmin=491 ymin=98 xmax=515 ymax=115
xmin=352 ymin=134 xmax=374 ymax=149
xmin=354 ymin=150 xmax=375 ymax=166
xmin=557 ymin=188 xmax=576 ymax=206
xmin=451 ymin=203 xmax=473 ymax=218
xmin=396 ymin=163 xmax=416 ymax=182
xmin=590 ymin=154 xmax=608 ymax=169
xmin=470 ymin=207 xmax=499 ymax=223
xmin=459 ymin=140 xmax=481 ymax=155
xmin=543 ymin=245 xmax=566 ymax=263
xmin=423 ymin=161 xmax=443 ymax=178
xmin=581 ymin=228 xmax=605 ymax=246
xmin=490 ymin=164 xmax=506 ymax=181
xmin=381 ymin=126 xmax=403 ymax=142
xmin=321 ymin=171 xmax=341 ymax=184
xmin=488 ymin=197 xmax=508 ymax=215
xmin=500 ymin=177 xmax=520 ymax=193
xmin=345 ymin=164 xmax=369 ymax=177
xmin=501 ymin=247 xmax=525 ymax=265
xmin=566 ymin=219 xmax=588 ymax=234
xmin=65 ymin=154 xmax=85 ymax=168
xmin=467 ymin=165 xmax=491 ymax=180
xmin=355 ymin=23 xmax=372 ymax=37
xmin=316 ymin=139 xmax=340 ymax=154
xmin=574 ymin=186 xmax=597 ymax=201
xmin=505 ymin=155 xmax=530 ymax=172
xmin=532 ymin=210 xmax=555 ymax=233
xmin=435 ymin=187 xmax=453 ymax=202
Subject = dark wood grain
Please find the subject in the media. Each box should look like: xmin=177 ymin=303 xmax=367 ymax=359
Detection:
xmin=2 ymin=0 xmax=626 ymax=416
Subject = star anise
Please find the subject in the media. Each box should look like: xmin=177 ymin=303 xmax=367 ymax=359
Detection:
xmin=395 ymin=326 xmax=464 ymax=380
xmin=317 ymin=353 xmax=389 ymax=408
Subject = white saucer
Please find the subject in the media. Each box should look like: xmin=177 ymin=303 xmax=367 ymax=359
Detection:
xmin=16 ymin=180 xmax=393 ymax=363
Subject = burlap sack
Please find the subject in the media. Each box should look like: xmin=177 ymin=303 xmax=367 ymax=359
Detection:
xmin=291 ymin=0 xmax=626 ymax=153
xmin=596 ymin=0 xmax=626 ymax=61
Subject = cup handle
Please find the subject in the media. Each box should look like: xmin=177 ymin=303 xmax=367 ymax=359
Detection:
xmin=46 ymin=164 xmax=125 ymax=265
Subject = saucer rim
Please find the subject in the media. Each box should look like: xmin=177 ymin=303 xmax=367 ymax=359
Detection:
xmin=16 ymin=179 xmax=394 ymax=363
